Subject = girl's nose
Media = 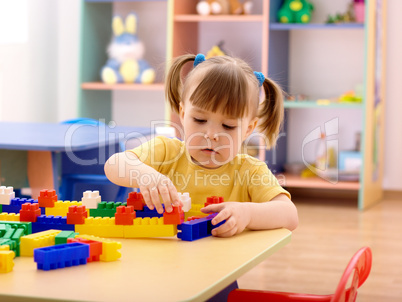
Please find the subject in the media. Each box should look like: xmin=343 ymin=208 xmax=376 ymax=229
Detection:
xmin=204 ymin=132 xmax=219 ymax=142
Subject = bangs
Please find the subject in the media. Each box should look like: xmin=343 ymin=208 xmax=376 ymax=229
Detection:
xmin=188 ymin=63 xmax=251 ymax=118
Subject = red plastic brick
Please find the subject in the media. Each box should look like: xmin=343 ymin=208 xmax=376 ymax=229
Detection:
xmin=187 ymin=216 xmax=205 ymax=221
xmin=20 ymin=203 xmax=42 ymax=222
xmin=126 ymin=192 xmax=145 ymax=211
xmin=38 ymin=189 xmax=58 ymax=208
xmin=115 ymin=206 xmax=136 ymax=225
xmin=67 ymin=205 xmax=88 ymax=225
xmin=204 ymin=196 xmax=224 ymax=207
xmin=67 ymin=238 xmax=102 ymax=262
xmin=163 ymin=206 xmax=184 ymax=225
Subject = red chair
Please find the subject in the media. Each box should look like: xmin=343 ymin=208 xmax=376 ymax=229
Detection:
xmin=228 ymin=247 xmax=372 ymax=302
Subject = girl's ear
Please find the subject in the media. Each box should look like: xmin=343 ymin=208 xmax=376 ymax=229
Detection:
xmin=179 ymin=103 xmax=185 ymax=123
xmin=245 ymin=117 xmax=259 ymax=138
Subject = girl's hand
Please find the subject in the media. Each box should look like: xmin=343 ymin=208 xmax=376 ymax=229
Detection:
xmin=138 ymin=172 xmax=180 ymax=214
xmin=201 ymin=202 xmax=252 ymax=237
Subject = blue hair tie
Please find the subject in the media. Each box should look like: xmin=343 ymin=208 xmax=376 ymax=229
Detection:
xmin=254 ymin=71 xmax=265 ymax=87
xmin=194 ymin=53 xmax=206 ymax=67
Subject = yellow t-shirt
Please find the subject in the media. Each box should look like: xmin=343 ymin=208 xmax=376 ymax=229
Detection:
xmin=129 ymin=136 xmax=290 ymax=205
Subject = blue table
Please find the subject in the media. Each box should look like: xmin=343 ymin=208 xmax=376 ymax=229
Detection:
xmin=0 ymin=122 xmax=151 ymax=199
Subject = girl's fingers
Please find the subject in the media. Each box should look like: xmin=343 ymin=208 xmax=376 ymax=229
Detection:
xmin=168 ymin=184 xmax=180 ymax=207
xmin=211 ymin=208 xmax=231 ymax=225
xmin=212 ymin=217 xmax=237 ymax=237
xmin=140 ymin=179 xmax=179 ymax=214
xmin=139 ymin=185 xmax=154 ymax=210
xmin=159 ymin=184 xmax=173 ymax=213
xmin=149 ymin=186 xmax=163 ymax=214
xmin=201 ymin=203 xmax=224 ymax=214
xmin=214 ymin=227 xmax=238 ymax=238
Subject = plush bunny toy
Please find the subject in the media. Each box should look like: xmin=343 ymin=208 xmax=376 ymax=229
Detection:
xmin=101 ymin=13 xmax=155 ymax=84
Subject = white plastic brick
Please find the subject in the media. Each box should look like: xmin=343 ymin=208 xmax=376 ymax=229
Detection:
xmin=179 ymin=192 xmax=191 ymax=212
xmin=81 ymin=190 xmax=101 ymax=209
xmin=0 ymin=186 xmax=15 ymax=205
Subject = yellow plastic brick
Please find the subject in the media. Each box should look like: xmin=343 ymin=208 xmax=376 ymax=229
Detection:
xmin=20 ymin=230 xmax=62 ymax=257
xmin=45 ymin=200 xmax=82 ymax=217
xmin=76 ymin=234 xmax=122 ymax=262
xmin=75 ymin=217 xmax=124 ymax=238
xmin=0 ymin=212 xmax=20 ymax=221
xmin=124 ymin=217 xmax=177 ymax=238
xmin=0 ymin=245 xmax=10 ymax=251
xmin=0 ymin=250 xmax=15 ymax=273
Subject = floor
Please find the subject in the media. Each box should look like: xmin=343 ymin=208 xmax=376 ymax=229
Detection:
xmin=237 ymin=196 xmax=402 ymax=302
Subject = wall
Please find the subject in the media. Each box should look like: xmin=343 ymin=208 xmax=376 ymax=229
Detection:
xmin=0 ymin=0 xmax=58 ymax=122
xmin=57 ymin=0 xmax=80 ymax=122
xmin=383 ymin=0 xmax=402 ymax=190
xmin=0 ymin=0 xmax=400 ymax=191
xmin=0 ymin=0 xmax=80 ymax=123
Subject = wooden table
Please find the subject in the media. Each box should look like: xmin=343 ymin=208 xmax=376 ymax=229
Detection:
xmin=0 ymin=228 xmax=291 ymax=302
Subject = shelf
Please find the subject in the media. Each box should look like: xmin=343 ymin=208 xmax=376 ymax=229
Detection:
xmin=279 ymin=173 xmax=360 ymax=191
xmin=85 ymin=0 xmax=166 ymax=2
xmin=269 ymin=23 xmax=365 ymax=30
xmin=174 ymin=14 xmax=264 ymax=22
xmin=81 ymin=82 xmax=165 ymax=91
xmin=284 ymin=101 xmax=363 ymax=109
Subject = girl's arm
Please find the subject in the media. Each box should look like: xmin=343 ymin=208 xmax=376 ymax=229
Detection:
xmin=104 ymin=151 xmax=180 ymax=213
xmin=201 ymin=194 xmax=298 ymax=237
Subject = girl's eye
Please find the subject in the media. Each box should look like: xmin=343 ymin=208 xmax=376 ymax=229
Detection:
xmin=194 ymin=118 xmax=206 ymax=123
xmin=223 ymin=124 xmax=236 ymax=130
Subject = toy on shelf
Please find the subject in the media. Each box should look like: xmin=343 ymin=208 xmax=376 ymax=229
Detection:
xmin=206 ymin=41 xmax=226 ymax=59
xmin=196 ymin=0 xmax=253 ymax=16
xmin=353 ymin=0 xmax=365 ymax=23
xmin=326 ymin=2 xmax=356 ymax=24
xmin=100 ymin=13 xmax=155 ymax=85
xmin=339 ymin=90 xmax=363 ymax=103
xmin=278 ymin=0 xmax=314 ymax=24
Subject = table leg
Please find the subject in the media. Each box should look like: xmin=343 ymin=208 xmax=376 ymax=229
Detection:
xmin=27 ymin=151 xmax=54 ymax=200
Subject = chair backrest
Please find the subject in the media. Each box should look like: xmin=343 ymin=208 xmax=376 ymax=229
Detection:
xmin=331 ymin=246 xmax=372 ymax=302
xmin=61 ymin=118 xmax=104 ymax=126
xmin=60 ymin=118 xmax=125 ymax=200
xmin=61 ymin=118 xmax=122 ymax=174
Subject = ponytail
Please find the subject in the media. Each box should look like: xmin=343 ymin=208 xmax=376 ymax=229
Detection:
xmin=257 ymin=77 xmax=284 ymax=148
xmin=165 ymin=54 xmax=196 ymax=113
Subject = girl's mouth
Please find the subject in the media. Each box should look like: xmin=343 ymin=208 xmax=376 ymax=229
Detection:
xmin=202 ymin=148 xmax=217 ymax=154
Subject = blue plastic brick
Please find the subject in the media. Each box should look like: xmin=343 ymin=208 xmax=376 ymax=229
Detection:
xmin=177 ymin=214 xmax=225 ymax=241
xmin=2 ymin=198 xmax=45 ymax=215
xmin=32 ymin=215 xmax=75 ymax=233
xmin=135 ymin=205 xmax=164 ymax=218
xmin=34 ymin=242 xmax=89 ymax=270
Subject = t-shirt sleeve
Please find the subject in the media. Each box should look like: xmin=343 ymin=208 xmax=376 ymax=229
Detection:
xmin=127 ymin=136 xmax=184 ymax=173
xmin=248 ymin=163 xmax=291 ymax=203
xmin=128 ymin=136 xmax=168 ymax=171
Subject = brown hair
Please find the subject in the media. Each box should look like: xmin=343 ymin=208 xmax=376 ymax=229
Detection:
xmin=165 ymin=54 xmax=284 ymax=148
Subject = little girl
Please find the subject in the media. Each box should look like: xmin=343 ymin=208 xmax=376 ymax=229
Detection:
xmin=105 ymin=53 xmax=298 ymax=237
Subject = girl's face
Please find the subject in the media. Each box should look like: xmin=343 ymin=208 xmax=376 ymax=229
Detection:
xmin=179 ymin=101 xmax=258 ymax=169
